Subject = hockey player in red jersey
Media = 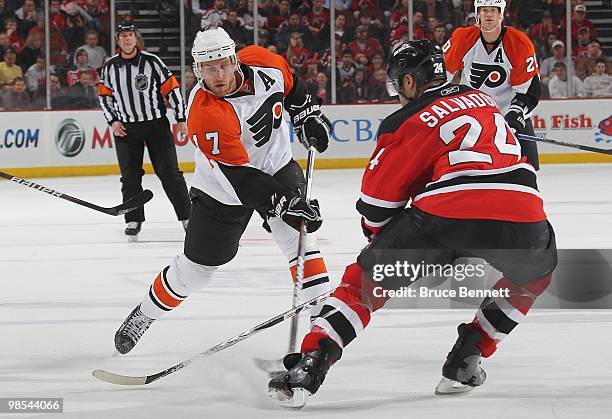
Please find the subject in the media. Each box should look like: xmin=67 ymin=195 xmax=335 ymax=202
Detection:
xmin=113 ymin=28 xmax=334 ymax=355
xmin=443 ymin=0 xmax=541 ymax=169
xmin=268 ymin=40 xmax=557 ymax=409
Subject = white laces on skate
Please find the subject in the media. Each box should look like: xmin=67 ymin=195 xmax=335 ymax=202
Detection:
xmin=126 ymin=221 xmax=140 ymax=229
xmin=122 ymin=309 xmax=154 ymax=343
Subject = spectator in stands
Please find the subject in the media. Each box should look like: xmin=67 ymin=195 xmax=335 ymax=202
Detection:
xmin=537 ymin=32 xmax=558 ymax=63
xmin=431 ymin=24 xmax=447 ymax=47
xmin=365 ymin=52 xmax=385 ymax=82
xmin=190 ymin=0 xmax=207 ymax=37
xmin=529 ymin=11 xmax=557 ymax=47
xmin=5 ymin=18 xmax=24 ymax=51
xmin=67 ymin=70 xmax=98 ymax=109
xmin=66 ymin=48 xmax=98 ymax=87
xmin=2 ymin=76 xmax=30 ymax=109
xmin=45 ymin=72 xmax=72 ymax=109
xmin=572 ymin=27 xmax=591 ymax=58
xmin=283 ymin=31 xmax=310 ymax=75
xmin=184 ymin=69 xmax=197 ymax=96
xmin=412 ymin=11 xmax=426 ymax=39
xmin=28 ymin=12 xmax=69 ymax=67
xmin=337 ymin=49 xmax=356 ymax=86
xmin=319 ymin=33 xmax=343 ymax=73
xmin=352 ymin=0 xmax=377 ymax=17
xmin=18 ymin=31 xmax=42 ymax=73
xmin=549 ymin=61 xmax=585 ymax=98
xmin=221 ymin=9 xmax=249 ymax=49
xmin=15 ymin=0 xmax=40 ymax=37
xmin=562 ymin=4 xmax=597 ymax=44
xmin=277 ymin=13 xmax=310 ymax=53
xmin=303 ymin=58 xmax=319 ymax=85
xmin=241 ymin=0 xmax=268 ymax=37
xmin=268 ymin=0 xmax=291 ymax=35
xmin=348 ymin=25 xmax=383 ymax=68
xmin=414 ymin=0 xmax=448 ymax=23
xmin=334 ymin=13 xmax=353 ymax=45
xmin=267 ymin=44 xmax=277 ymax=54
xmin=0 ymin=48 xmax=23 ymax=90
xmin=83 ymin=0 xmax=109 ymax=35
xmin=358 ymin=10 xmax=386 ymax=46
xmin=202 ymin=0 xmax=228 ymax=31
xmin=576 ymin=39 xmax=610 ymax=80
xmin=24 ymin=53 xmax=44 ymax=96
xmin=352 ymin=68 xmax=370 ymax=103
xmin=74 ymin=30 xmax=107 ymax=70
xmin=303 ymin=0 xmax=330 ymax=52
xmin=449 ymin=0 xmax=474 ymax=28
xmin=390 ymin=0 xmax=409 ymax=29
xmin=540 ymin=40 xmax=575 ymax=85
xmin=62 ymin=14 xmax=86 ymax=52
xmin=0 ymin=0 xmax=14 ymax=35
xmin=307 ymin=71 xmax=330 ymax=104
xmin=50 ymin=0 xmax=68 ymax=30
xmin=583 ymin=58 xmax=612 ymax=98
xmin=367 ymin=67 xmax=392 ymax=102
xmin=0 ymin=32 xmax=9 ymax=59
xmin=465 ymin=12 xmax=477 ymax=27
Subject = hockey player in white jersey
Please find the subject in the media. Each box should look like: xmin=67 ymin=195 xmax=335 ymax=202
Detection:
xmin=444 ymin=0 xmax=541 ymax=169
xmin=113 ymin=28 xmax=334 ymax=355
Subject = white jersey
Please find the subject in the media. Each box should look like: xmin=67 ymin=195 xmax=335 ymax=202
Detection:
xmin=444 ymin=26 xmax=539 ymax=115
xmin=186 ymin=45 xmax=294 ymax=206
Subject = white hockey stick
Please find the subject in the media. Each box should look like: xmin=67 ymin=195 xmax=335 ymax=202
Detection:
xmin=92 ymin=290 xmax=332 ymax=386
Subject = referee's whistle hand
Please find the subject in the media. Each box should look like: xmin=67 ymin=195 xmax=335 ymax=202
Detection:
xmin=112 ymin=121 xmax=127 ymax=137
xmin=176 ymin=122 xmax=187 ymax=141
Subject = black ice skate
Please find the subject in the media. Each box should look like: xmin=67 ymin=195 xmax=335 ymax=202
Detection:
xmin=114 ymin=305 xmax=155 ymax=355
xmin=435 ymin=323 xmax=487 ymax=395
xmin=268 ymin=338 xmax=342 ymax=410
xmin=125 ymin=221 xmax=142 ymax=242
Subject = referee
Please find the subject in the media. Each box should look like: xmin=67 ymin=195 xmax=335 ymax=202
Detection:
xmin=98 ymin=22 xmax=191 ymax=240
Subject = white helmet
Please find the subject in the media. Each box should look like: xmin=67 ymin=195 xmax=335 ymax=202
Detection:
xmin=474 ymin=0 xmax=506 ymax=30
xmin=191 ymin=28 xmax=242 ymax=94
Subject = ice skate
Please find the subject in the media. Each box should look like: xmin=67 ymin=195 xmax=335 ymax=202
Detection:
xmin=268 ymin=338 xmax=341 ymax=410
xmin=125 ymin=221 xmax=142 ymax=242
xmin=114 ymin=304 xmax=155 ymax=354
xmin=435 ymin=323 xmax=486 ymax=395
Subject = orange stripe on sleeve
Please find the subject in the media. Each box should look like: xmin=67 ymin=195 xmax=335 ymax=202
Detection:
xmin=160 ymin=75 xmax=180 ymax=96
xmin=98 ymin=83 xmax=113 ymax=96
xmin=152 ymin=273 xmax=183 ymax=308
xmin=503 ymin=27 xmax=539 ymax=87
xmin=290 ymin=257 xmax=328 ymax=282
xmin=444 ymin=26 xmax=481 ymax=76
xmin=238 ymin=45 xmax=294 ymax=96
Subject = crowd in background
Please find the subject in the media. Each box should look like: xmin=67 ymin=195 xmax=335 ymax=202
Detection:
xmin=187 ymin=0 xmax=612 ymax=102
xmin=0 ymin=0 xmax=610 ymax=111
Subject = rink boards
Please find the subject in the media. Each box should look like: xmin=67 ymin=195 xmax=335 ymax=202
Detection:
xmin=0 ymin=98 xmax=611 ymax=178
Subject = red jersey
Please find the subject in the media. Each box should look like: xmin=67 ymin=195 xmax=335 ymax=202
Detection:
xmin=357 ymin=83 xmax=545 ymax=236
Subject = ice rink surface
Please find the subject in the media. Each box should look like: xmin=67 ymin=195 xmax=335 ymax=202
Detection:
xmin=1 ymin=164 xmax=612 ymax=419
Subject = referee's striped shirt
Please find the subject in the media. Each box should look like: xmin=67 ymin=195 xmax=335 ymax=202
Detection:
xmin=98 ymin=50 xmax=186 ymax=124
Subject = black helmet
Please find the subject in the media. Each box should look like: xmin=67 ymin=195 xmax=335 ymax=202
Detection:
xmin=116 ymin=21 xmax=137 ymax=36
xmin=386 ymin=40 xmax=446 ymax=97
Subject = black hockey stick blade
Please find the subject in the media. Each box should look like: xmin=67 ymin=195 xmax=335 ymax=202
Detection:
xmin=92 ymin=290 xmax=332 ymax=386
xmin=105 ymin=190 xmax=154 ymax=216
xmin=518 ymin=134 xmax=612 ymax=155
xmin=0 ymin=170 xmax=153 ymax=216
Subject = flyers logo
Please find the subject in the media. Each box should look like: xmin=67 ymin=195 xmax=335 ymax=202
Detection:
xmin=246 ymin=91 xmax=284 ymax=147
xmin=469 ymin=63 xmax=507 ymax=89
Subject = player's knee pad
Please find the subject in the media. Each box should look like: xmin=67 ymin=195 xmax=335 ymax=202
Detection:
xmin=166 ymin=253 xmax=218 ymax=295
xmin=267 ymin=216 xmax=319 ymax=258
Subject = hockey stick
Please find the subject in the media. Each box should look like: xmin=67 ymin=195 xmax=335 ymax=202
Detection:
xmin=92 ymin=290 xmax=333 ymax=385
xmin=0 ymin=170 xmax=153 ymax=216
xmin=287 ymin=146 xmax=317 ymax=353
xmin=517 ymin=134 xmax=612 ymax=155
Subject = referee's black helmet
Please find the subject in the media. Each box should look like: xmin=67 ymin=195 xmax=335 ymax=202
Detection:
xmin=116 ymin=21 xmax=137 ymax=36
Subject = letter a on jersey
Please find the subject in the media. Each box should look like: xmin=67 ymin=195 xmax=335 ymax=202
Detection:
xmin=258 ymin=70 xmax=276 ymax=92
xmin=246 ymin=91 xmax=284 ymax=147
